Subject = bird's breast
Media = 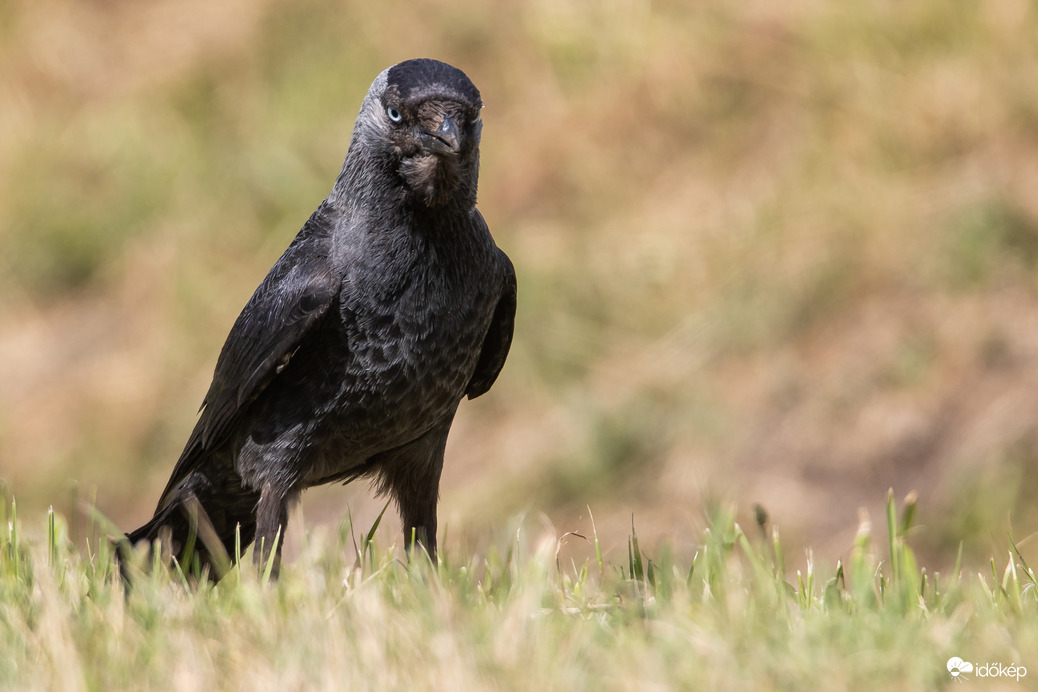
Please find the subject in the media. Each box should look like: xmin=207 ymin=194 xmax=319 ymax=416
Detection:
xmin=327 ymin=253 xmax=497 ymax=446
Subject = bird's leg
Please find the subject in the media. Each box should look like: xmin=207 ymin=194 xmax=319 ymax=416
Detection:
xmin=397 ymin=473 xmax=441 ymax=562
xmin=395 ymin=438 xmax=449 ymax=563
xmin=254 ymin=481 xmax=293 ymax=578
xmin=375 ymin=420 xmax=451 ymax=563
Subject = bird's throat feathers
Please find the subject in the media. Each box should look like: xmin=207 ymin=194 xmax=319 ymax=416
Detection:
xmin=331 ymin=138 xmax=478 ymax=219
xmin=398 ymin=151 xmax=476 ymax=209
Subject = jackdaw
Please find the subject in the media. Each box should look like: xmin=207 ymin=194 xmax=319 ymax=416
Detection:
xmin=126 ymin=58 xmax=516 ymax=576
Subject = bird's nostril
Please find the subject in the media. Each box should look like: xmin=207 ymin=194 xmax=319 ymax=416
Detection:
xmin=425 ymin=115 xmax=460 ymax=153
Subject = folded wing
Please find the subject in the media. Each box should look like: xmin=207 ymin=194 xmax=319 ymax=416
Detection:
xmin=155 ymin=206 xmax=341 ymax=511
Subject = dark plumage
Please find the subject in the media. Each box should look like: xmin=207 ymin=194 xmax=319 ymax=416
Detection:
xmin=126 ymin=59 xmax=516 ymax=576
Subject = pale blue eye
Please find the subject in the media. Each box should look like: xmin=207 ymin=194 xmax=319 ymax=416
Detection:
xmin=387 ymin=106 xmax=402 ymax=123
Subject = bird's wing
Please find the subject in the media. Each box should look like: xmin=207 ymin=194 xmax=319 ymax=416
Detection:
xmin=155 ymin=207 xmax=341 ymax=509
xmin=466 ymin=247 xmax=517 ymax=399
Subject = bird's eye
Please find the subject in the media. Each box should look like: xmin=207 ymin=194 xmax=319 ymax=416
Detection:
xmin=386 ymin=106 xmax=402 ymax=123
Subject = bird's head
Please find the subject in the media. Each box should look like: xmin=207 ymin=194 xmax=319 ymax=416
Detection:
xmin=342 ymin=59 xmax=484 ymax=210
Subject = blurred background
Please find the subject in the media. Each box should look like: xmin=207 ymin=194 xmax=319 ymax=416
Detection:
xmin=1 ymin=0 xmax=1037 ymax=571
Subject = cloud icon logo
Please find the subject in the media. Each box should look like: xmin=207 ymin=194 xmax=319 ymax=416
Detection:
xmin=947 ymin=657 xmax=974 ymax=677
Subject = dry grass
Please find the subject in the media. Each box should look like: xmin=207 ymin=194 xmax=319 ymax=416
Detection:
xmin=1 ymin=493 xmax=1036 ymax=691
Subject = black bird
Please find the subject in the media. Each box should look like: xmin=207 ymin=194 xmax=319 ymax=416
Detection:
xmin=126 ymin=59 xmax=516 ymax=576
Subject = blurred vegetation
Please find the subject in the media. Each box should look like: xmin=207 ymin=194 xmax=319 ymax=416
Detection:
xmin=1 ymin=0 xmax=1038 ymax=573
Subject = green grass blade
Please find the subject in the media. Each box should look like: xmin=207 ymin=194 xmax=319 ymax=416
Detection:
xmin=48 ymin=505 xmax=56 ymax=567
xmin=628 ymin=516 xmax=644 ymax=585
xmin=589 ymin=506 xmax=603 ymax=574
xmin=365 ymin=500 xmax=392 ymax=569
xmin=261 ymin=526 xmax=282 ymax=584
xmin=886 ymin=489 xmax=898 ymax=588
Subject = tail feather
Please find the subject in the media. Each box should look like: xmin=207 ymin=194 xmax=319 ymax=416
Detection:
xmin=124 ymin=470 xmax=260 ymax=579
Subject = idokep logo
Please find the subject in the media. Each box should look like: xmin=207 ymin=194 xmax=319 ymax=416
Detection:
xmin=947 ymin=656 xmax=1027 ymax=682
xmin=947 ymin=657 xmax=973 ymax=678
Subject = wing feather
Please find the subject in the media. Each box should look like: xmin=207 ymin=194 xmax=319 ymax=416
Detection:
xmin=466 ymin=249 xmax=516 ymax=399
xmin=155 ymin=205 xmax=341 ymax=509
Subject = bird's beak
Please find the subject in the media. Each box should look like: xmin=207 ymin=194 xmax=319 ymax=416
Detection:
xmin=421 ymin=115 xmax=461 ymax=155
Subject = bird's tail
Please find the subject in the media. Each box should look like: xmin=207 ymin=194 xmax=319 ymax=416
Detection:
xmin=122 ymin=471 xmax=260 ymax=580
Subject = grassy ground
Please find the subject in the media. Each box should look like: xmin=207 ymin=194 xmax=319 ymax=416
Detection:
xmin=2 ymin=492 xmax=1035 ymax=691
xmin=2 ymin=0 xmax=1038 ymax=682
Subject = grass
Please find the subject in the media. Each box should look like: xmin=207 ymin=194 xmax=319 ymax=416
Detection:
xmin=1 ymin=492 xmax=1035 ymax=691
